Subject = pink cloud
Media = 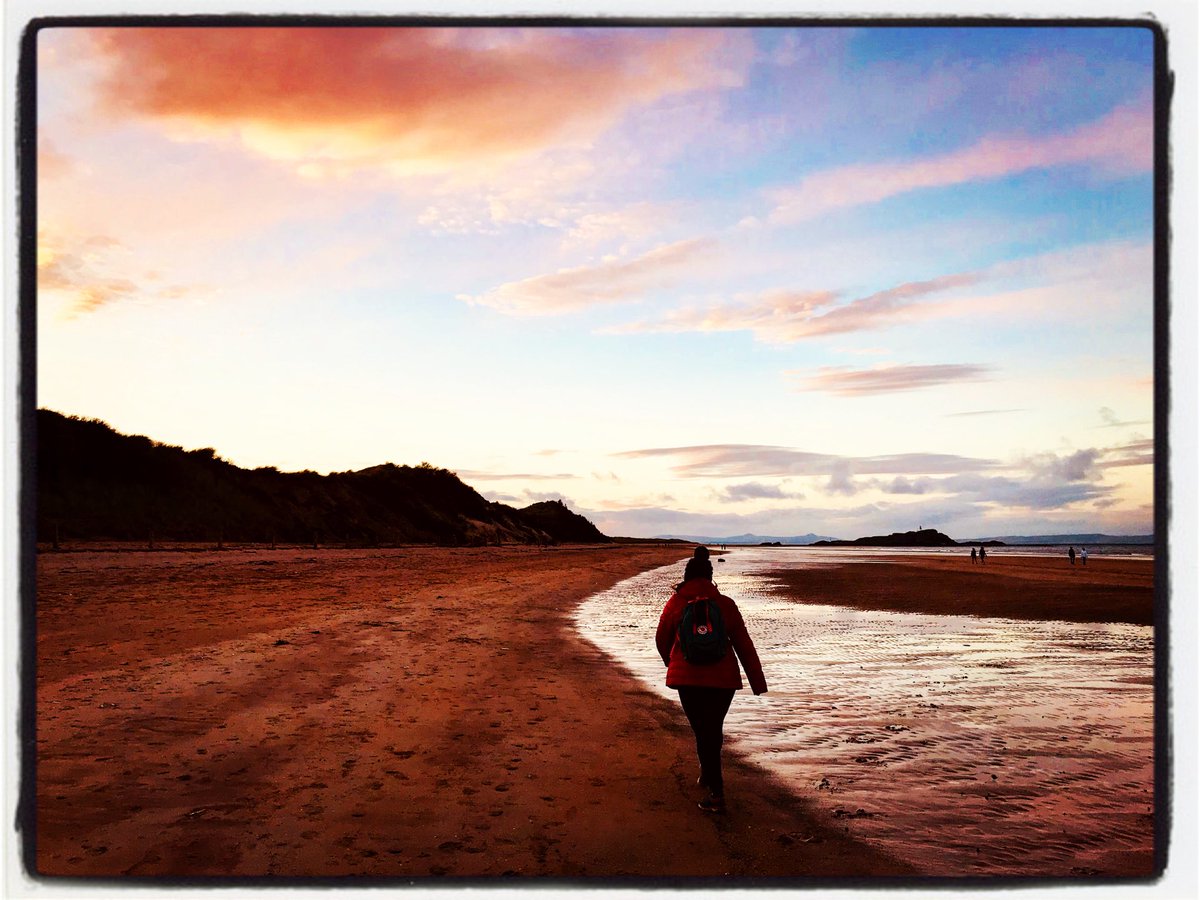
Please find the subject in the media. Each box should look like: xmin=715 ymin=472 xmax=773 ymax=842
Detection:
xmin=767 ymin=101 xmax=1153 ymax=224
xmin=613 ymin=238 xmax=1149 ymax=344
xmin=37 ymin=139 xmax=74 ymax=179
xmin=87 ymin=27 xmax=746 ymax=176
xmin=791 ymin=363 xmax=993 ymax=396
xmin=1098 ymin=439 xmax=1154 ymax=469
xmin=618 ymin=271 xmax=975 ymax=342
xmin=460 ymin=238 xmax=717 ymax=315
xmin=614 ymin=443 xmax=998 ymax=478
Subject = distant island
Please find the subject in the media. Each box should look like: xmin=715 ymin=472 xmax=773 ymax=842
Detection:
xmin=37 ymin=409 xmax=608 ymax=547
xmin=810 ymin=528 xmax=986 ymax=548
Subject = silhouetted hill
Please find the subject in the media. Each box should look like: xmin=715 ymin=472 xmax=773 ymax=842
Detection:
xmin=517 ymin=500 xmax=607 ymax=543
xmin=811 ymin=528 xmax=968 ymax=547
xmin=36 ymin=410 xmax=609 ymax=546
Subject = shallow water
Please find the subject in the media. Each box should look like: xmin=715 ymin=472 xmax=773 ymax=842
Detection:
xmin=574 ymin=549 xmax=1155 ymax=876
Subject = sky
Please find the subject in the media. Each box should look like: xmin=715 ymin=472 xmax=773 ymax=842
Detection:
xmin=34 ymin=23 xmax=1158 ymax=540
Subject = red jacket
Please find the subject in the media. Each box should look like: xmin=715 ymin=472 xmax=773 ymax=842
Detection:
xmin=656 ymin=578 xmax=767 ymax=694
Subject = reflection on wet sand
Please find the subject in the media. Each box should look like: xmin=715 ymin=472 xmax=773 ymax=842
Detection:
xmin=576 ymin=549 xmax=1155 ymax=877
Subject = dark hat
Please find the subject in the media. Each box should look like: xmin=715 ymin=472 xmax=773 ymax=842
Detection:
xmin=682 ymin=556 xmax=713 ymax=584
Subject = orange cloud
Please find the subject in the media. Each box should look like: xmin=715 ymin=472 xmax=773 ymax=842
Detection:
xmin=38 ymin=231 xmax=198 ymax=315
xmin=37 ymin=139 xmax=74 ymax=179
xmin=89 ymin=27 xmax=746 ymax=176
xmin=461 ymin=237 xmax=717 ymax=315
xmin=768 ymin=101 xmax=1153 ymax=224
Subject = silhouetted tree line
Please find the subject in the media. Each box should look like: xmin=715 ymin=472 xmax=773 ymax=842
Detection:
xmin=36 ymin=410 xmax=609 ymax=547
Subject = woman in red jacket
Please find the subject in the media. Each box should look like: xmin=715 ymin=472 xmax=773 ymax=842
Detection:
xmin=655 ymin=547 xmax=767 ymax=813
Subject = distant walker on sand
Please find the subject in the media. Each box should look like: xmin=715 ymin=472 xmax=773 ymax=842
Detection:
xmin=656 ymin=546 xmax=767 ymax=814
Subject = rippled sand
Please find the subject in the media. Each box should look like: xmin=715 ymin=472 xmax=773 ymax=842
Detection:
xmin=576 ymin=549 xmax=1156 ymax=877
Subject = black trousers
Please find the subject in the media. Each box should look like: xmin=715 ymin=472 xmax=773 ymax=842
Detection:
xmin=677 ymin=686 xmax=736 ymax=798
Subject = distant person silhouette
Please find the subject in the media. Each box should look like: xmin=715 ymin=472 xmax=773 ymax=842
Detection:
xmin=1069 ymin=546 xmax=1076 ymax=565
xmin=656 ymin=546 xmax=766 ymax=814
xmin=971 ymin=547 xmax=978 ymax=565
xmin=979 ymin=545 xmax=987 ymax=564
xmin=1081 ymin=547 xmax=1088 ymax=565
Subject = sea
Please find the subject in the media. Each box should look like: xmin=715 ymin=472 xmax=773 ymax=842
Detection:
xmin=574 ymin=547 xmax=1155 ymax=876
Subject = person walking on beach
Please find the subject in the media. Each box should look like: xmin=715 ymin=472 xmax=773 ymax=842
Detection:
xmin=979 ymin=545 xmax=987 ymax=564
xmin=1081 ymin=547 xmax=1088 ymax=565
xmin=656 ymin=547 xmax=767 ymax=814
xmin=1069 ymin=546 xmax=1076 ymax=565
xmin=971 ymin=547 xmax=977 ymax=565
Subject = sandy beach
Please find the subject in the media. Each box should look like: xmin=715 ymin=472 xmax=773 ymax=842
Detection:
xmin=33 ymin=544 xmax=913 ymax=880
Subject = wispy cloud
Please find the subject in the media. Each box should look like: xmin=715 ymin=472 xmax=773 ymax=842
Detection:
xmin=716 ymin=481 xmax=804 ymax=502
xmin=592 ymin=493 xmax=679 ymax=511
xmin=1096 ymin=406 xmax=1150 ymax=429
xmin=766 ymin=100 xmax=1152 ymax=224
xmin=613 ymin=440 xmax=1147 ymax=514
xmin=90 ymin=28 xmax=747 ymax=178
xmin=1097 ymin=439 xmax=1154 ymax=469
xmin=614 ymin=444 xmax=1000 ymax=478
xmin=613 ymin=238 xmax=1149 ymax=344
xmin=791 ymin=363 xmax=993 ymax=396
xmin=37 ymin=231 xmax=199 ymax=315
xmin=459 ymin=238 xmax=716 ymax=315
xmin=614 ymin=272 xmax=976 ymax=342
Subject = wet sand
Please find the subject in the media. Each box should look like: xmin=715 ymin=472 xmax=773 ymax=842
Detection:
xmin=767 ymin=553 xmax=1154 ymax=626
xmin=34 ymin=544 xmax=913 ymax=879
xmin=578 ymin=548 xmax=1157 ymax=879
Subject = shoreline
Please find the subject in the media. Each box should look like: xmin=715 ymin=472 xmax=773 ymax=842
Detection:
xmin=35 ymin=544 xmax=913 ymax=879
xmin=766 ymin=553 xmax=1154 ymax=626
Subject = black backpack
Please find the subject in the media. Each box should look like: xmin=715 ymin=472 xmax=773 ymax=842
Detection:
xmin=678 ymin=598 xmax=728 ymax=665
